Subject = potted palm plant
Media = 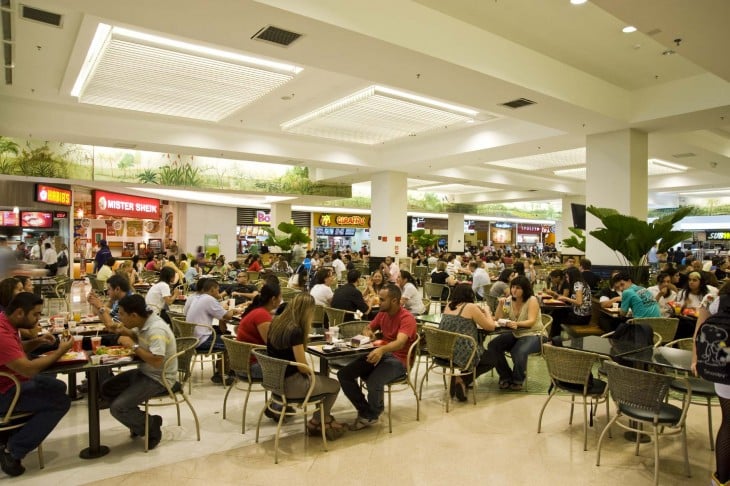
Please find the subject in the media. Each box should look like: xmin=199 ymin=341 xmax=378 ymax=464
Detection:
xmin=263 ymin=222 xmax=311 ymax=260
xmin=584 ymin=206 xmax=692 ymax=284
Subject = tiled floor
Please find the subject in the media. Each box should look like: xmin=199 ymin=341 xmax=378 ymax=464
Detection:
xmin=10 ymin=358 xmax=720 ymax=486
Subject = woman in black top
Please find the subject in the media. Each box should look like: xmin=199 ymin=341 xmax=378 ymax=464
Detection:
xmin=266 ymin=293 xmax=345 ymax=440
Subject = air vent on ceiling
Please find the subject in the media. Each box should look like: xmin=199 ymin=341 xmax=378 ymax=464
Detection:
xmin=500 ymin=98 xmax=536 ymax=109
xmin=672 ymin=152 xmax=696 ymax=158
xmin=20 ymin=4 xmax=62 ymax=27
xmin=252 ymin=25 xmax=302 ymax=47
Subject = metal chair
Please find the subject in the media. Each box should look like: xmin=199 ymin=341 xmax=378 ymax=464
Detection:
xmin=252 ymin=349 xmax=328 ymax=464
xmin=666 ymin=337 xmax=719 ymax=450
xmin=246 ymin=271 xmax=261 ymax=283
xmin=0 ymin=372 xmax=44 ymax=469
xmin=312 ymin=304 xmax=325 ymax=328
xmin=325 ymin=320 xmax=370 ymax=376
xmin=385 ymin=334 xmax=421 ymax=433
xmin=323 ymin=306 xmax=355 ymax=328
xmin=418 ymin=326 xmax=477 ymax=412
xmin=628 ymin=317 xmax=679 ymax=345
xmin=538 ymin=344 xmax=609 ymax=451
xmin=221 ymin=336 xmax=266 ymax=434
xmin=596 ymin=361 xmax=691 ymax=486
xmin=484 ymin=294 xmax=499 ymax=314
xmin=143 ymin=337 xmax=201 ymax=452
xmin=172 ymin=318 xmax=225 ymax=392
xmin=413 ymin=266 xmax=429 ymax=286
xmin=423 ymin=283 xmax=450 ymax=314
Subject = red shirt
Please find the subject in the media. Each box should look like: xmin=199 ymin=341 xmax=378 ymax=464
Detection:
xmin=368 ymin=307 xmax=417 ymax=366
xmin=247 ymin=261 xmax=263 ymax=272
xmin=236 ymin=307 xmax=272 ymax=345
xmin=0 ymin=313 xmax=28 ymax=394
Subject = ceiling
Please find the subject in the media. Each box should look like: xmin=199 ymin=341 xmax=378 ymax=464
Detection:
xmin=0 ymin=0 xmax=729 ymax=211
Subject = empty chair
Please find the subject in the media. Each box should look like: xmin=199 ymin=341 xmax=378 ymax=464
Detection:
xmin=252 ymin=349 xmax=329 ymax=464
xmin=423 ymin=283 xmax=450 ymax=314
xmin=221 ymin=335 xmax=266 ymax=433
xmin=323 ymin=306 xmax=354 ymax=327
xmin=628 ymin=317 xmax=679 ymax=345
xmin=172 ymin=319 xmax=225 ymax=392
xmin=143 ymin=337 xmax=201 ymax=452
xmin=538 ymin=344 xmax=609 ymax=451
xmin=596 ymin=361 xmax=691 ymax=486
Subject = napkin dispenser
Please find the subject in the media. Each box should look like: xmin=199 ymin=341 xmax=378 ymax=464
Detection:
xmin=351 ymin=335 xmax=371 ymax=347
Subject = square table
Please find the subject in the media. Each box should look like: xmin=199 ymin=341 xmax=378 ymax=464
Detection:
xmin=561 ymin=335 xmax=655 ymax=358
xmin=306 ymin=344 xmax=373 ymax=375
xmin=618 ymin=346 xmax=692 ymax=373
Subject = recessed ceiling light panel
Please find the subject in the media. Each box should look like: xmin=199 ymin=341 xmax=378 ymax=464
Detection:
xmin=71 ymin=24 xmax=301 ymax=121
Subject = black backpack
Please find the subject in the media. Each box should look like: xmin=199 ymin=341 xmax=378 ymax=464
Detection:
xmin=695 ymin=295 xmax=730 ymax=384
xmin=57 ymin=250 xmax=68 ymax=268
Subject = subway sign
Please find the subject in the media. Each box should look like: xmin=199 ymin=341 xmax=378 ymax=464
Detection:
xmin=35 ymin=184 xmax=71 ymax=206
xmin=707 ymin=231 xmax=730 ymax=240
xmin=93 ymin=190 xmax=160 ymax=219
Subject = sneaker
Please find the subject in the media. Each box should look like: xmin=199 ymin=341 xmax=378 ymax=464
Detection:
xmin=0 ymin=449 xmax=24 ymax=477
xmin=349 ymin=416 xmax=378 ymax=431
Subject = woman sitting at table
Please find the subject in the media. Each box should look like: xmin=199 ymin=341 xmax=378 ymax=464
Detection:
xmin=489 ymin=268 xmax=514 ymax=298
xmin=145 ymin=266 xmax=180 ymax=324
xmin=677 ymin=271 xmax=717 ymax=315
xmin=236 ymin=279 xmax=281 ymax=382
xmin=544 ymin=269 xmax=570 ymax=299
xmin=362 ymin=269 xmax=386 ymax=302
xmin=266 ymin=292 xmax=346 ymax=440
xmin=288 ymin=264 xmax=309 ymax=291
xmin=397 ymin=270 xmax=425 ymax=315
xmin=486 ymin=276 xmax=543 ymax=391
xmin=116 ymin=260 xmax=139 ymax=286
xmin=208 ymin=257 xmax=230 ymax=277
xmin=309 ymin=268 xmax=335 ymax=306
xmin=440 ymin=284 xmax=498 ymax=401
xmin=247 ymin=254 xmax=263 ymax=273
xmin=551 ymin=267 xmax=592 ymax=337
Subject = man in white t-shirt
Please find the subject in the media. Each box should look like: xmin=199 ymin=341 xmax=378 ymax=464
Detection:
xmin=469 ymin=261 xmax=490 ymax=300
xmin=41 ymin=242 xmax=58 ymax=275
xmin=184 ymin=278 xmax=235 ymax=385
xmin=331 ymin=253 xmax=347 ymax=281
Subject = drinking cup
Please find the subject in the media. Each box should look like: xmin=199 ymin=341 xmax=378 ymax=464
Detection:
xmin=330 ymin=326 xmax=340 ymax=341
xmin=73 ymin=311 xmax=81 ymax=322
xmin=229 ymin=298 xmax=236 ymax=310
xmin=611 ymin=302 xmax=619 ymax=309
xmin=55 ymin=316 xmax=67 ymax=328
xmin=90 ymin=355 xmax=102 ymax=365
xmin=325 ymin=331 xmax=333 ymax=344
xmin=73 ymin=335 xmax=84 ymax=352
xmin=91 ymin=336 xmax=102 ymax=352
xmin=68 ymin=320 xmax=77 ymax=333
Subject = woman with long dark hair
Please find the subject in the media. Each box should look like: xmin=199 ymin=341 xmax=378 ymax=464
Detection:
xmin=397 ymin=270 xmax=425 ymax=315
xmin=267 ymin=293 xmax=345 ymax=440
xmin=236 ymin=278 xmax=282 ymax=349
xmin=486 ymin=276 xmax=544 ymax=391
xmin=678 ymin=271 xmax=716 ymax=313
xmin=144 ymin=266 xmax=179 ymax=324
xmin=440 ymin=284 xmax=498 ymax=401
xmin=550 ymin=266 xmax=592 ymax=337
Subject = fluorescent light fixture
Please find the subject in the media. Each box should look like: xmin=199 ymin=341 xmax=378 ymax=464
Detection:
xmin=570 ymin=0 xmax=588 ymax=4
xmin=622 ymin=26 xmax=637 ymax=33
xmin=71 ymin=24 xmax=302 ymax=121
xmin=649 ymin=159 xmax=687 ymax=171
xmin=130 ymin=187 xmax=293 ymax=207
xmin=678 ymin=189 xmax=730 ymax=196
xmin=281 ymin=85 xmax=483 ymax=144
xmin=552 ymin=167 xmax=586 ymax=179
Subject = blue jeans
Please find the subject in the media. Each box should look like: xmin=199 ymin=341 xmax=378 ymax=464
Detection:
xmin=0 ymin=375 xmax=70 ymax=460
xmin=337 ymin=353 xmax=405 ymax=420
xmin=101 ymin=369 xmax=165 ymax=437
xmin=486 ymin=334 xmax=541 ymax=385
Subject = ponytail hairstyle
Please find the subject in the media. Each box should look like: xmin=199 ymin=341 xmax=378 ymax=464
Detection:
xmin=240 ymin=277 xmax=281 ymax=318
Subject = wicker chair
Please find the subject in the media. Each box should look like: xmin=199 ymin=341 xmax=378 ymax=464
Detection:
xmin=538 ymin=344 xmax=609 ymax=451
xmin=418 ymin=326 xmax=477 ymax=412
xmin=280 ymin=287 xmax=300 ymax=303
xmin=628 ymin=317 xmax=679 ymax=345
xmin=312 ymin=304 xmax=325 ymax=329
xmin=484 ymin=294 xmax=499 ymax=314
xmin=87 ymin=274 xmax=107 ymax=295
xmin=413 ymin=266 xmax=429 ymax=286
xmin=423 ymin=283 xmax=450 ymax=314
xmin=666 ymin=337 xmax=719 ymax=450
xmin=221 ymin=336 xmax=266 ymax=433
xmin=0 ymin=372 xmax=44 ymax=469
xmin=143 ymin=337 xmax=201 ymax=452
xmin=596 ymin=361 xmax=691 ymax=485
xmin=325 ymin=320 xmax=371 ymax=375
xmin=246 ymin=271 xmax=261 ymax=283
xmin=252 ymin=349 xmax=329 ymax=464
xmin=323 ymin=306 xmax=355 ymax=328
xmin=385 ymin=334 xmax=421 ymax=433
xmin=172 ymin=319 xmax=225 ymax=393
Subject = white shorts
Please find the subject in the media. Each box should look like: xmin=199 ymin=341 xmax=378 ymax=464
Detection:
xmin=716 ymin=383 xmax=730 ymax=399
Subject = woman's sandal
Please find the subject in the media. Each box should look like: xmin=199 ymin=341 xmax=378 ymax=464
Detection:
xmin=324 ymin=416 xmax=346 ymax=440
xmin=307 ymin=419 xmax=322 ymax=437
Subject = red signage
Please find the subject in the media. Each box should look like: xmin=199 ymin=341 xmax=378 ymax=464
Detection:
xmin=20 ymin=211 xmax=53 ymax=228
xmin=93 ymin=190 xmax=160 ymax=219
xmin=517 ymin=224 xmax=542 ymax=234
xmin=0 ymin=211 xmax=19 ymax=227
xmin=54 ymin=211 xmax=68 ymax=219
xmin=35 ymin=184 xmax=72 ymax=206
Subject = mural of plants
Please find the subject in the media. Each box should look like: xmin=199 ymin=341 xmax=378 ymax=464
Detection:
xmin=0 ymin=137 xmax=20 ymax=174
xmin=137 ymin=168 xmax=158 ymax=184
xmin=14 ymin=142 xmax=70 ymax=178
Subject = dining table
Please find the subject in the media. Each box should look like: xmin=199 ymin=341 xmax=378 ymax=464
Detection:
xmin=560 ymin=335 xmax=655 ymax=359
xmin=44 ymin=353 xmax=138 ymax=459
xmin=306 ymin=343 xmax=373 ymax=375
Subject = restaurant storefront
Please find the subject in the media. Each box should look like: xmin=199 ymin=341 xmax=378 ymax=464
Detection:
xmin=313 ymin=212 xmax=370 ymax=252
xmin=490 ymin=222 xmax=514 ymax=247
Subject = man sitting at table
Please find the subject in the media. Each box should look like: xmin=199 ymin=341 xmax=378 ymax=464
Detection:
xmin=598 ymin=270 xmax=622 ymax=309
xmin=100 ymin=294 xmax=177 ymax=450
xmin=647 ymin=271 xmax=678 ymax=317
xmin=469 ymin=260 xmax=490 ymax=300
xmin=220 ymin=272 xmax=259 ymax=306
xmin=612 ymin=272 xmax=661 ymax=318
xmin=337 ymin=284 xmax=417 ymax=430
xmin=0 ymin=292 xmax=73 ymax=477
xmin=184 ymin=278 xmax=236 ymax=385
xmin=331 ymin=269 xmax=372 ymax=321
xmin=89 ymin=274 xmax=134 ymax=320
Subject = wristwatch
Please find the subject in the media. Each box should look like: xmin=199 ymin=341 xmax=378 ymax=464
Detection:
xmin=131 ymin=344 xmax=140 ymax=352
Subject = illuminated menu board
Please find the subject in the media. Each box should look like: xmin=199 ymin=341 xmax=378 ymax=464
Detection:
xmin=20 ymin=211 xmax=54 ymax=228
xmin=0 ymin=211 xmax=19 ymax=227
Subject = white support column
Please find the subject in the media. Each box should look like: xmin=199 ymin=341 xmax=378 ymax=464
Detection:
xmin=448 ymin=213 xmax=465 ymax=253
xmin=586 ymin=128 xmax=648 ymax=265
xmin=270 ymin=203 xmax=291 ymax=234
xmin=370 ymin=171 xmax=408 ymax=260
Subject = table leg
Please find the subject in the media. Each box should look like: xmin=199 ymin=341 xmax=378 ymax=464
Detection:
xmin=79 ymin=367 xmax=110 ymax=459
xmin=68 ymin=372 xmax=82 ymax=401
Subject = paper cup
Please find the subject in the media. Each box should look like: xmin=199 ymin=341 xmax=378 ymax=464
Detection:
xmin=90 ymin=355 xmax=102 ymax=365
xmin=91 ymin=336 xmax=102 ymax=352
xmin=73 ymin=335 xmax=84 ymax=352
xmin=330 ymin=326 xmax=340 ymax=341
xmin=229 ymin=298 xmax=236 ymax=310
xmin=611 ymin=302 xmax=619 ymax=309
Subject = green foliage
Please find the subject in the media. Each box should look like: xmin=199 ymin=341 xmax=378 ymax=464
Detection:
xmin=137 ymin=169 xmax=159 ymax=184
xmin=561 ymin=227 xmax=586 ymax=252
xmin=264 ymin=222 xmax=311 ymax=251
xmin=410 ymin=229 xmax=440 ymax=249
xmin=117 ymin=153 xmax=135 ymax=174
xmin=158 ymin=162 xmax=202 ymax=186
xmin=14 ymin=142 xmax=70 ymax=178
xmin=586 ymin=206 xmax=692 ymax=267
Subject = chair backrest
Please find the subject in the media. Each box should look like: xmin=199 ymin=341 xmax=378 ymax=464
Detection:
xmin=280 ymin=287 xmax=301 ymax=303
xmin=0 ymin=372 xmax=27 ymax=425
xmin=424 ymin=282 xmax=449 ymax=302
xmin=246 ymin=271 xmax=260 ymax=282
xmin=163 ymin=337 xmax=198 ymax=391
xmin=666 ymin=337 xmax=693 ymax=351
xmin=422 ymin=326 xmax=476 ymax=370
xmin=252 ymin=349 xmax=316 ymax=404
xmin=171 ymin=319 xmax=216 ymax=353
xmin=603 ymin=360 xmax=689 ymax=422
xmin=336 ymin=320 xmax=370 ymax=340
xmin=222 ymin=335 xmax=264 ymax=376
xmin=404 ymin=334 xmax=421 ymax=375
xmin=312 ymin=304 xmax=325 ymax=327
xmin=589 ymin=298 xmax=602 ymax=327
xmin=542 ymin=344 xmax=598 ymax=388
xmin=485 ymin=294 xmax=499 ymax=314
xmin=323 ymin=307 xmax=348 ymax=327
xmin=540 ymin=314 xmax=553 ymax=338
xmin=629 ymin=317 xmax=679 ymax=345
